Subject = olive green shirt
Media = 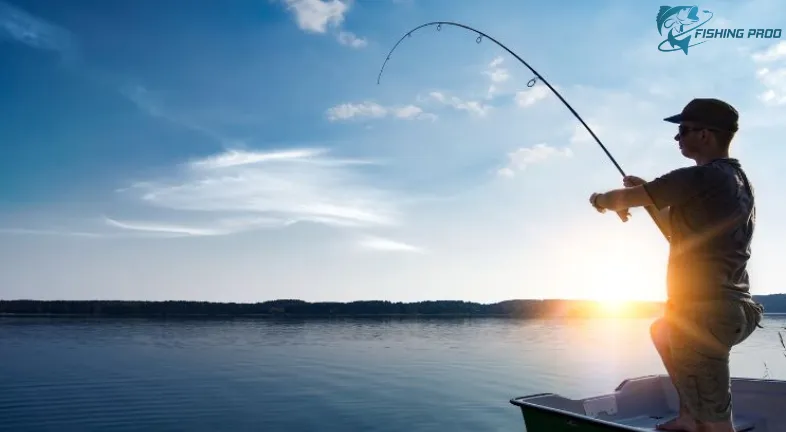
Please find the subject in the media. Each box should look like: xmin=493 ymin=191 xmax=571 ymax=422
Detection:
xmin=643 ymin=158 xmax=755 ymax=303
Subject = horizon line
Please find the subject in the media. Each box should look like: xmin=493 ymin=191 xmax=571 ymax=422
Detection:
xmin=2 ymin=294 xmax=783 ymax=305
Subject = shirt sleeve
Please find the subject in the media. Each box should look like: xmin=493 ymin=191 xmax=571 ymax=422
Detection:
xmin=642 ymin=165 xmax=725 ymax=209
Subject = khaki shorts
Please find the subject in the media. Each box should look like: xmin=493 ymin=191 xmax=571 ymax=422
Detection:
xmin=659 ymin=299 xmax=763 ymax=422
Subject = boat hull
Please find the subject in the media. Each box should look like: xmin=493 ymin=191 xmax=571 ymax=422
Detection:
xmin=510 ymin=374 xmax=785 ymax=431
xmin=516 ymin=401 xmax=639 ymax=431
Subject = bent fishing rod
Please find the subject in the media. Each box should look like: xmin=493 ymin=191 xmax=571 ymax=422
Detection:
xmin=376 ymin=21 xmax=669 ymax=242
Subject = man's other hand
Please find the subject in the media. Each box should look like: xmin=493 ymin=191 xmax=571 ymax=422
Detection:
xmin=623 ymin=175 xmax=646 ymax=188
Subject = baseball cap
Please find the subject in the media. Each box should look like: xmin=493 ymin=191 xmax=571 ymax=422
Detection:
xmin=663 ymin=98 xmax=739 ymax=132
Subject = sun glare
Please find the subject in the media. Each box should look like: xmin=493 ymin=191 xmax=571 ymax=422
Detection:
xmin=599 ymin=298 xmax=629 ymax=314
xmin=529 ymin=217 xmax=669 ymax=309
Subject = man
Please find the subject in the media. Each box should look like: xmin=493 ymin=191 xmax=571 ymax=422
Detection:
xmin=588 ymin=98 xmax=763 ymax=432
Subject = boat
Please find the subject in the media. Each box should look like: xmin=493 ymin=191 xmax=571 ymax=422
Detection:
xmin=509 ymin=374 xmax=786 ymax=431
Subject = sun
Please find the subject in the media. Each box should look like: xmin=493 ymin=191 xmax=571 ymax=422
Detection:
xmin=533 ymin=218 xmax=669 ymax=305
xmin=598 ymin=298 xmax=629 ymax=314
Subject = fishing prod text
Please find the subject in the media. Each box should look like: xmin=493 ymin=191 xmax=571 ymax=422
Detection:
xmin=694 ymin=28 xmax=782 ymax=39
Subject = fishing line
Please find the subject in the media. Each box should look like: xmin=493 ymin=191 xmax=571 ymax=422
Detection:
xmin=376 ymin=21 xmax=669 ymax=241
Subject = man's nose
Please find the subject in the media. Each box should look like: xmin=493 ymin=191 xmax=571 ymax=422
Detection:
xmin=674 ymin=133 xmax=679 ymax=141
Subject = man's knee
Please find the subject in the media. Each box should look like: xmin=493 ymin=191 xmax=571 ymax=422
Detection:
xmin=650 ymin=317 xmax=670 ymax=353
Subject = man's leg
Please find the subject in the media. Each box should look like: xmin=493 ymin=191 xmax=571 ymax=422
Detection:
xmin=670 ymin=300 xmax=760 ymax=432
xmin=671 ymin=325 xmax=734 ymax=431
xmin=651 ymin=316 xmax=698 ymax=431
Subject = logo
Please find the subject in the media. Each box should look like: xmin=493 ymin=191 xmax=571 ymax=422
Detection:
xmin=656 ymin=5 xmax=783 ymax=54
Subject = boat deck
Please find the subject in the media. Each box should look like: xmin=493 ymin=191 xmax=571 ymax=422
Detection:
xmin=614 ymin=412 xmax=755 ymax=431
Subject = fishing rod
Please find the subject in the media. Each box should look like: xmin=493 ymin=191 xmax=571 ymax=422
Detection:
xmin=376 ymin=21 xmax=669 ymax=242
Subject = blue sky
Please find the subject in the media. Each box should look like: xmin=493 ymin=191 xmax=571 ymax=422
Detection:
xmin=2 ymin=0 xmax=786 ymax=303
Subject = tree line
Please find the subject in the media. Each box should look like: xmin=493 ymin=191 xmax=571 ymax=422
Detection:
xmin=1 ymin=294 xmax=783 ymax=318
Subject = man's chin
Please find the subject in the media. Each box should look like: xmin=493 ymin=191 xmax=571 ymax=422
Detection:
xmin=679 ymin=148 xmax=700 ymax=162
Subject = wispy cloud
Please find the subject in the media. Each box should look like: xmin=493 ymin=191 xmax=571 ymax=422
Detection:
xmin=425 ymin=91 xmax=491 ymax=117
xmin=281 ymin=0 xmax=367 ymax=48
xmin=481 ymin=56 xmax=552 ymax=106
xmin=120 ymin=84 xmax=231 ymax=142
xmin=0 ymin=0 xmax=77 ymax=63
xmin=326 ymin=101 xmax=436 ymax=121
xmin=497 ymin=143 xmax=573 ymax=178
xmin=346 ymin=57 xmax=539 ymax=124
xmin=558 ymin=87 xmax=673 ymax=155
xmin=569 ymin=120 xmax=603 ymax=145
xmin=0 ymin=2 xmax=232 ymax=143
xmin=108 ymin=148 xmax=402 ymax=236
xmin=751 ymin=41 xmax=786 ymax=63
xmin=190 ymin=148 xmax=327 ymax=169
xmin=0 ymin=226 xmax=193 ymax=239
xmin=357 ymin=235 xmax=425 ymax=253
xmin=0 ymin=228 xmax=104 ymax=238
xmin=103 ymin=216 xmax=283 ymax=237
xmin=337 ymin=30 xmax=367 ymax=48
xmin=328 ymin=85 xmax=502 ymax=122
xmin=514 ymin=85 xmax=550 ymax=108
xmin=755 ymin=67 xmax=786 ymax=105
xmin=283 ymin=0 xmax=347 ymax=32
xmin=752 ymin=43 xmax=786 ymax=105
xmin=484 ymin=56 xmax=510 ymax=99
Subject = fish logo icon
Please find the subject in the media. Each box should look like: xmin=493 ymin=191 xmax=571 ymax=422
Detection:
xmin=656 ymin=5 xmax=714 ymax=54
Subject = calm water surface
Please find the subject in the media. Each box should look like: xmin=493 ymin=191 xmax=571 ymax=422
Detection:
xmin=1 ymin=316 xmax=785 ymax=431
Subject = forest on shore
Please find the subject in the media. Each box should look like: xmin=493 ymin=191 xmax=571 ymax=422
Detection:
xmin=1 ymin=294 xmax=784 ymax=318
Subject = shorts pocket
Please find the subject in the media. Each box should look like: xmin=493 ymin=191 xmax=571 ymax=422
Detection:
xmin=703 ymin=302 xmax=746 ymax=348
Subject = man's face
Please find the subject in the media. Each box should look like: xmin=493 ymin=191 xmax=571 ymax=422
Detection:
xmin=674 ymin=121 xmax=708 ymax=159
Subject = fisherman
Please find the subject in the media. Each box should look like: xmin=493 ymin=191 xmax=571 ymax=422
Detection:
xmin=587 ymin=98 xmax=764 ymax=432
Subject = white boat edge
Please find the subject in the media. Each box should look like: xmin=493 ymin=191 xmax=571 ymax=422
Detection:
xmin=510 ymin=374 xmax=786 ymax=431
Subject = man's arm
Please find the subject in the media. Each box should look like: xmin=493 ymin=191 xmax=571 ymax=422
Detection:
xmin=593 ymin=185 xmax=654 ymax=212
xmin=596 ymin=165 xmax=722 ymax=215
xmin=594 ymin=188 xmax=672 ymax=237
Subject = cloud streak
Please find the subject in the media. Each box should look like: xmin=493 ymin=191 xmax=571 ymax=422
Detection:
xmin=0 ymin=3 xmax=230 ymax=145
xmin=103 ymin=217 xmax=264 ymax=237
xmin=326 ymin=101 xmax=436 ymax=121
xmin=425 ymin=91 xmax=491 ymax=117
xmin=357 ymin=235 xmax=425 ymax=253
xmin=108 ymin=148 xmax=403 ymax=236
xmin=0 ymin=0 xmax=77 ymax=63
xmin=119 ymin=84 xmax=233 ymax=143
xmin=0 ymin=228 xmax=104 ymax=238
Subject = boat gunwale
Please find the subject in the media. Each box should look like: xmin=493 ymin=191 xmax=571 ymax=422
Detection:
xmin=508 ymin=395 xmax=645 ymax=432
xmin=508 ymin=374 xmax=786 ymax=432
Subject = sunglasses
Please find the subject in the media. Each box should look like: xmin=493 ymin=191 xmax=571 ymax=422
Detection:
xmin=677 ymin=125 xmax=724 ymax=136
xmin=678 ymin=125 xmax=706 ymax=136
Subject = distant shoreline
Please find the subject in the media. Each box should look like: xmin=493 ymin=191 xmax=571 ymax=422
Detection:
xmin=0 ymin=313 xmax=519 ymax=318
xmin=1 ymin=295 xmax=784 ymax=319
xmin=2 ymin=313 xmax=785 ymax=319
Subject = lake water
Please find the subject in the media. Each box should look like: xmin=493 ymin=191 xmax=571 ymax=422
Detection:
xmin=1 ymin=315 xmax=785 ymax=431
